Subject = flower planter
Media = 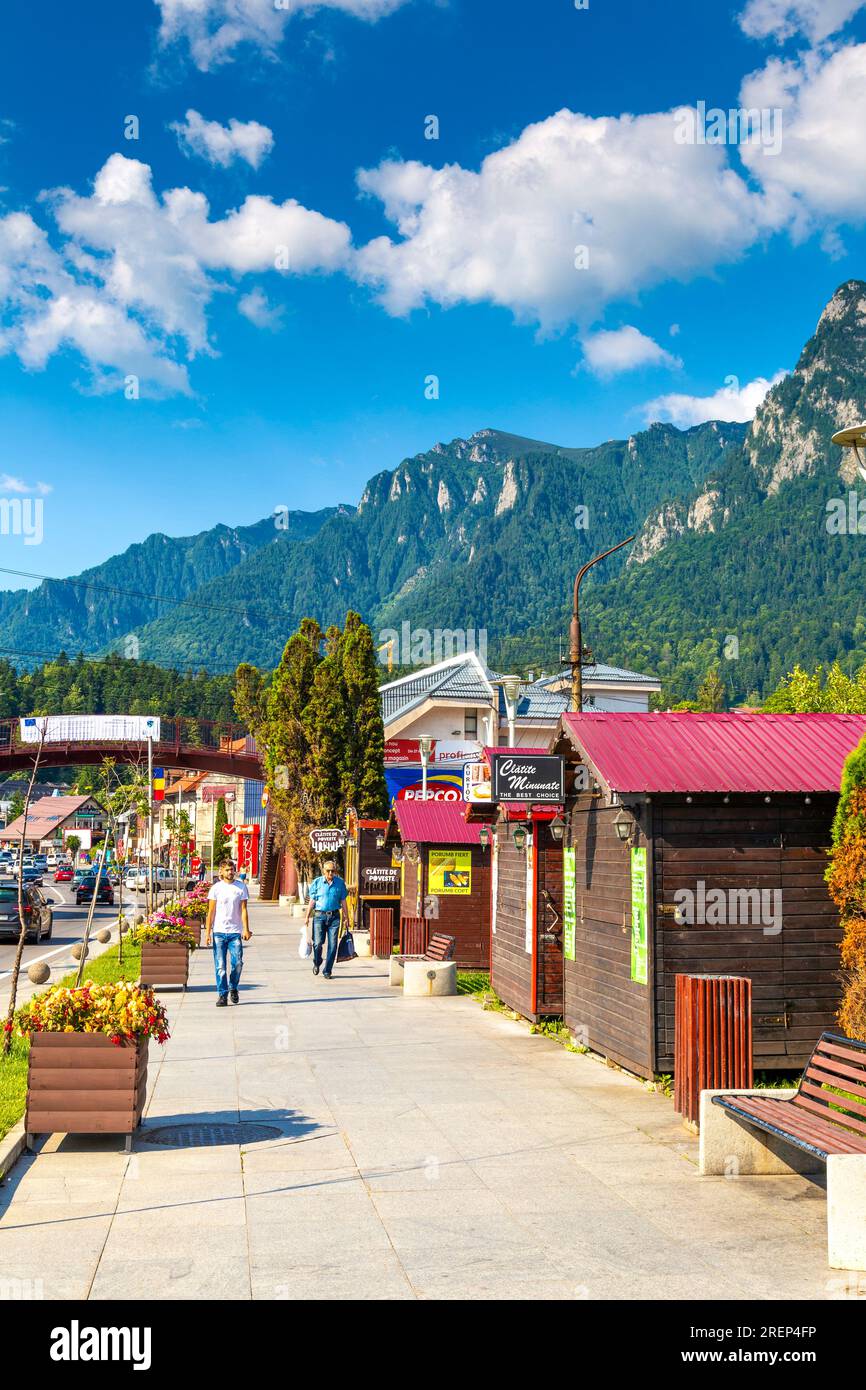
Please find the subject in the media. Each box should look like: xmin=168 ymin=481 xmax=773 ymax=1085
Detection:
xmin=25 ymin=1032 xmax=148 ymax=1149
xmin=140 ymin=941 xmax=190 ymax=987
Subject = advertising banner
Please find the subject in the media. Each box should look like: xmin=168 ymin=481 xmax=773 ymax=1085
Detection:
xmin=361 ymin=864 xmax=401 ymax=895
xmin=21 ymin=715 xmax=161 ymax=743
xmin=428 ymin=849 xmax=472 ymax=894
xmin=309 ymin=828 xmax=346 ymax=854
xmin=630 ymin=846 xmax=648 ymax=985
xmin=493 ymin=754 xmax=565 ymax=804
xmin=384 ymin=739 xmax=483 ymax=766
xmin=385 ymin=767 xmax=465 ymax=802
xmin=563 ymin=846 xmax=576 ymax=962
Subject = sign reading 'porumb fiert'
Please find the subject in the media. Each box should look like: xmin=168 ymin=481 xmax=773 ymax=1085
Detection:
xmin=309 ymin=828 xmax=346 ymax=854
xmin=492 ymin=754 xmax=565 ymax=803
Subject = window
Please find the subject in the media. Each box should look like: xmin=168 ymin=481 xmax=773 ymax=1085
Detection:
xmin=464 ymin=710 xmax=478 ymax=738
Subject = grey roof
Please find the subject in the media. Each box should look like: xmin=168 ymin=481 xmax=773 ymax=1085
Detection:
xmin=499 ymin=687 xmax=569 ymax=719
xmin=535 ymin=665 xmax=661 ymax=687
xmin=380 ymin=656 xmax=494 ymax=724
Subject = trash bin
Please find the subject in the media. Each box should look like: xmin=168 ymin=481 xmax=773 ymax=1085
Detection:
xmin=674 ymin=973 xmax=753 ymax=1126
xmin=368 ymin=907 xmax=394 ymax=958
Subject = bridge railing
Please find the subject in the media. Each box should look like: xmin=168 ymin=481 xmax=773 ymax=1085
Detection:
xmin=0 ymin=718 xmax=256 ymax=758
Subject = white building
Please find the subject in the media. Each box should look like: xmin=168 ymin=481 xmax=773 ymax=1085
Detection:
xmin=379 ymin=652 xmax=661 ymax=750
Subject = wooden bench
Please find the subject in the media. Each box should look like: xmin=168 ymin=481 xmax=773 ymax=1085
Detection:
xmin=389 ymin=933 xmax=456 ymax=987
xmin=699 ymin=1031 xmax=866 ymax=1270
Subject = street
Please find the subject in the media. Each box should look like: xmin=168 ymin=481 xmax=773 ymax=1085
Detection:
xmin=0 ymin=882 xmax=145 ymax=1011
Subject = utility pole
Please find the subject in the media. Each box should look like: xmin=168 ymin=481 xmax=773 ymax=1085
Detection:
xmin=570 ymin=535 xmax=636 ymax=713
xmin=146 ymin=731 xmax=153 ymax=920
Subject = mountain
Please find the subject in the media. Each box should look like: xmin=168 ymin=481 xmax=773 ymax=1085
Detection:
xmin=4 ymin=279 xmax=866 ymax=704
xmin=579 ymin=279 xmax=866 ymax=703
xmin=0 ymin=507 xmax=346 ymax=670
xmin=124 ymin=418 xmax=746 ymax=671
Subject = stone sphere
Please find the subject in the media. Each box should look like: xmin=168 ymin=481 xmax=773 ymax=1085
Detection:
xmin=27 ymin=961 xmax=50 ymax=985
xmin=71 ymin=942 xmax=88 ymax=961
xmin=96 ymin=928 xmax=111 ymax=944
xmin=135 ymin=913 xmax=145 ymax=926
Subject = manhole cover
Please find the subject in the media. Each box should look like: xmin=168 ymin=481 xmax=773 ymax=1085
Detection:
xmin=140 ymin=1123 xmax=283 ymax=1148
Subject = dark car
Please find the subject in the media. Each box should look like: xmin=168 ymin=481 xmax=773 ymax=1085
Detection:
xmin=0 ymin=881 xmax=53 ymax=942
xmin=21 ymin=866 xmax=44 ymax=887
xmin=75 ymin=875 xmax=114 ymax=906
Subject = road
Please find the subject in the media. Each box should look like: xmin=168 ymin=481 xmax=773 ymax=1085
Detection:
xmin=0 ymin=880 xmax=149 ymax=1010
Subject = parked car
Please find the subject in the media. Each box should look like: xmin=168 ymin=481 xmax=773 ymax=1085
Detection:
xmin=75 ymin=875 xmax=114 ymax=907
xmin=53 ymin=865 xmax=73 ymax=883
xmin=0 ymin=881 xmax=53 ymax=942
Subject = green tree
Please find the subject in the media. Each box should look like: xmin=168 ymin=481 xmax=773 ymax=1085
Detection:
xmin=7 ymin=790 xmax=24 ymax=824
xmin=340 ymin=610 xmax=388 ymax=817
xmin=302 ymin=625 xmax=348 ymax=827
xmin=213 ymin=797 xmax=232 ymax=867
xmin=696 ymin=667 xmax=726 ymax=712
xmin=65 ymin=834 xmax=81 ymax=859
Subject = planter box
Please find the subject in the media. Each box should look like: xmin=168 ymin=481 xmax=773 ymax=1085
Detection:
xmin=187 ymin=922 xmax=202 ymax=947
xmin=25 ymin=1032 xmax=148 ymax=1144
xmin=140 ymin=941 xmax=190 ymax=987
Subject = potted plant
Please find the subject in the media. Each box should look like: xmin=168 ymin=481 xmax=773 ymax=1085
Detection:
xmin=165 ymin=891 xmax=208 ymax=946
xmin=133 ymin=916 xmax=198 ymax=988
xmin=16 ymin=981 xmax=169 ymax=1151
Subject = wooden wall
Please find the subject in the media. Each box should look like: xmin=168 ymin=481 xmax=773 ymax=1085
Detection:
xmin=653 ymin=794 xmax=841 ymax=1072
xmin=490 ymin=823 xmax=535 ymax=1018
xmin=562 ymin=794 xmax=655 ymax=1078
xmin=536 ymin=821 xmax=564 ymax=1014
xmin=399 ymin=843 xmax=491 ymax=969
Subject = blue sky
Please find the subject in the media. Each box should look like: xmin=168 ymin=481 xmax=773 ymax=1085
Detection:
xmin=2 ymin=0 xmax=866 ymax=585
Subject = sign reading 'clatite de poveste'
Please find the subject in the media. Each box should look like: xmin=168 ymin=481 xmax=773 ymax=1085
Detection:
xmin=309 ymin=828 xmax=346 ymax=853
xmin=492 ymin=754 xmax=565 ymax=803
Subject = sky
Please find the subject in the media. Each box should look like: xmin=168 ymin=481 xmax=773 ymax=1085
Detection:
xmin=2 ymin=0 xmax=866 ymax=585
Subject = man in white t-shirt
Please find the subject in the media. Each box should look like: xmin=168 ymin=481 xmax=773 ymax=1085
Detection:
xmin=206 ymin=860 xmax=251 ymax=1007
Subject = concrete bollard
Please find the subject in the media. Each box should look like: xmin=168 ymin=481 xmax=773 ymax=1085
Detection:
xmin=354 ymin=930 xmax=371 ymax=958
xmin=389 ymin=955 xmax=405 ymax=987
xmin=402 ymin=959 xmax=457 ymax=997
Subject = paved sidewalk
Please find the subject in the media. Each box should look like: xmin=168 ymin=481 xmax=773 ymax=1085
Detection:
xmin=0 ymin=901 xmax=851 ymax=1300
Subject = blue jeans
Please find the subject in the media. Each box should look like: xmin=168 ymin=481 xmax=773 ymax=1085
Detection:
xmin=212 ymin=933 xmax=243 ymax=997
xmin=312 ymin=912 xmax=340 ymax=975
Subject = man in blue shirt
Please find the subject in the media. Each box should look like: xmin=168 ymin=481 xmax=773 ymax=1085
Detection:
xmin=305 ymin=859 xmax=349 ymax=978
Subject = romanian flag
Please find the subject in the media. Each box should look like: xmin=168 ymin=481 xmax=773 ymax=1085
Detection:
xmin=153 ymin=767 xmax=165 ymax=803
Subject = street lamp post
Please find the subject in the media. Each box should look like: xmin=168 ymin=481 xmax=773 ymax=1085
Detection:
xmin=570 ymin=535 xmax=636 ymax=713
xmin=499 ymin=676 xmax=522 ymax=747
xmin=418 ymin=736 xmax=433 ymax=801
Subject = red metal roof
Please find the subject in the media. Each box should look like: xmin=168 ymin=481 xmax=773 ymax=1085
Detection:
xmin=392 ymin=798 xmax=484 ymax=845
xmin=558 ymin=712 xmax=866 ymax=794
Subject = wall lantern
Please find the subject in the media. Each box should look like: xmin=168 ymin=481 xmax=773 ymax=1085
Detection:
xmin=549 ymin=813 xmax=565 ymax=843
xmin=375 ymin=833 xmax=385 ymax=849
xmin=478 ymin=825 xmax=492 ymax=850
xmin=512 ymin=824 xmax=528 ymax=851
xmin=613 ymin=808 xmax=633 ymax=843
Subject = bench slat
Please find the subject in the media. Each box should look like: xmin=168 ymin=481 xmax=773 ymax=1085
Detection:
xmin=813 ymin=1038 xmax=866 ymax=1068
xmin=802 ymin=1068 xmax=866 ymax=1114
xmin=746 ymin=1095 xmax=866 ymax=1152
xmin=792 ymin=1088 xmax=866 ymax=1137
xmin=717 ymin=1095 xmax=866 ymax=1157
xmin=805 ymin=1059 xmax=866 ymax=1100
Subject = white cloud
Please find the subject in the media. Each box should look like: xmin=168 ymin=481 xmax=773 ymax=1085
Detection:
xmin=739 ymin=43 xmax=866 ymax=230
xmin=738 ymin=0 xmax=864 ymax=43
xmin=355 ymin=108 xmax=771 ymax=330
xmin=581 ymin=325 xmax=681 ymax=377
xmin=643 ymin=371 xmax=788 ymax=427
xmin=155 ymin=0 xmax=410 ymax=71
xmin=238 ymin=287 xmax=284 ymax=328
xmin=0 ymin=473 xmax=52 ymax=495
xmin=0 ymin=153 xmax=352 ymax=395
xmin=172 ymin=109 xmax=274 ymax=169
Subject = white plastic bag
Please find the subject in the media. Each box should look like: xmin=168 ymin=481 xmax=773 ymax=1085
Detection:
xmin=298 ymin=926 xmax=311 ymax=959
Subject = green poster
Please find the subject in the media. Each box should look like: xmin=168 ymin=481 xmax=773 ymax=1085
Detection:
xmin=563 ymin=846 xmax=576 ymax=962
xmin=630 ymin=846 xmax=648 ymax=985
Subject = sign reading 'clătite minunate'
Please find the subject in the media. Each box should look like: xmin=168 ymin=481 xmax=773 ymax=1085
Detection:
xmin=492 ymin=754 xmax=565 ymax=803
